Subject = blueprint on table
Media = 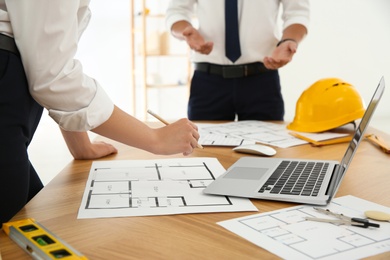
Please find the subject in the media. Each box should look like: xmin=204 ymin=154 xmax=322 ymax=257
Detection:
xmin=218 ymin=195 xmax=390 ymax=260
xmin=78 ymin=157 xmax=257 ymax=219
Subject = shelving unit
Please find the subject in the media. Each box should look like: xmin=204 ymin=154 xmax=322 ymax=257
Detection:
xmin=130 ymin=0 xmax=192 ymax=120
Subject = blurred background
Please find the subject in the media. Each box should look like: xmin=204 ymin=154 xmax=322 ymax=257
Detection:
xmin=29 ymin=0 xmax=390 ymax=185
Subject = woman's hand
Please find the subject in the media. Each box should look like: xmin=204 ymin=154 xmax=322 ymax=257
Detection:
xmin=61 ymin=129 xmax=117 ymax=160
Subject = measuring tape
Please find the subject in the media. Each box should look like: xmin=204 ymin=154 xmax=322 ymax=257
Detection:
xmin=2 ymin=218 xmax=87 ymax=259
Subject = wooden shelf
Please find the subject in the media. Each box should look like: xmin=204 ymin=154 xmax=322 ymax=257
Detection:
xmin=130 ymin=0 xmax=192 ymax=119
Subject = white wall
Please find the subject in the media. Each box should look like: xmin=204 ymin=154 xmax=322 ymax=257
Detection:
xmin=76 ymin=1 xmax=132 ymax=113
xmin=280 ymin=0 xmax=390 ymax=128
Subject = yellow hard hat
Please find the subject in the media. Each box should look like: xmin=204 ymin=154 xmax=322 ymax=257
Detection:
xmin=287 ymin=78 xmax=366 ymax=133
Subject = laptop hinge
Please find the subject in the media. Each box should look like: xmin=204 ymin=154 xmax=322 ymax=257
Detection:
xmin=325 ymin=164 xmax=344 ymax=202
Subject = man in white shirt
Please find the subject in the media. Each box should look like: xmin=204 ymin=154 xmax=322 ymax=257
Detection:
xmin=166 ymin=0 xmax=310 ymax=120
xmin=0 ymin=1 xmax=200 ymax=225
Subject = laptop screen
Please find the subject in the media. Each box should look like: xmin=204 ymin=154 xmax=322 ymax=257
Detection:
xmin=338 ymin=77 xmax=385 ymax=177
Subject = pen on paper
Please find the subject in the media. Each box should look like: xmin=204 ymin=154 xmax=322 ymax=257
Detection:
xmin=147 ymin=109 xmax=203 ymax=149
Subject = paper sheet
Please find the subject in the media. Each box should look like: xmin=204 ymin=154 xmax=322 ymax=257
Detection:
xmin=77 ymin=157 xmax=257 ymax=219
xmin=198 ymin=121 xmax=350 ymax=148
xmin=218 ymin=195 xmax=390 ymax=260
xmin=290 ymin=131 xmax=350 ymax=142
xmin=198 ymin=121 xmax=306 ymax=148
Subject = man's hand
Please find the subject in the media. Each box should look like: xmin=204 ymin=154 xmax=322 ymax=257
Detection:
xmin=171 ymin=21 xmax=213 ymax=55
xmin=182 ymin=26 xmax=213 ymax=54
xmin=264 ymin=24 xmax=307 ymax=70
xmin=263 ymin=40 xmax=298 ymax=70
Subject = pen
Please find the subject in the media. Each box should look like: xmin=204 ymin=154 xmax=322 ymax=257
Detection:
xmin=306 ymin=207 xmax=380 ymax=228
xmin=147 ymin=109 xmax=203 ymax=149
xmin=365 ymin=134 xmax=390 ymax=153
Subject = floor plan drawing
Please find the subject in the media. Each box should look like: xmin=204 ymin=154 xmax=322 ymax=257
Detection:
xmin=218 ymin=196 xmax=390 ymax=260
xmin=197 ymin=121 xmax=350 ymax=148
xmin=198 ymin=121 xmax=306 ymax=148
xmin=78 ymin=157 xmax=257 ymax=219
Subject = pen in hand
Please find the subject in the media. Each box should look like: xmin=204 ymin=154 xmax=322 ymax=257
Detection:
xmin=147 ymin=109 xmax=203 ymax=149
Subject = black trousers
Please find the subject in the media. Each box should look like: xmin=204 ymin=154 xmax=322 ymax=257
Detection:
xmin=0 ymin=50 xmax=43 ymax=225
xmin=188 ymin=69 xmax=284 ymax=121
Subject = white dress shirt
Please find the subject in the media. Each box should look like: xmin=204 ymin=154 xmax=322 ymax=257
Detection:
xmin=0 ymin=0 xmax=114 ymax=131
xmin=166 ymin=0 xmax=310 ymax=65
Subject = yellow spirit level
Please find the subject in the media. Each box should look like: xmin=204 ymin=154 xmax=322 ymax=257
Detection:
xmin=2 ymin=218 xmax=87 ymax=260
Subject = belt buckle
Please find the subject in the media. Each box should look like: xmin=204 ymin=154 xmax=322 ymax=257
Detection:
xmin=222 ymin=65 xmax=245 ymax=79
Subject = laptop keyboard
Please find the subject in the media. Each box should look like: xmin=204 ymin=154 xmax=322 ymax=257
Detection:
xmin=259 ymin=161 xmax=329 ymax=196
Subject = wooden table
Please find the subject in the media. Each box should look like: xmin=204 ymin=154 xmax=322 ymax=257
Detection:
xmin=1 ymin=125 xmax=389 ymax=259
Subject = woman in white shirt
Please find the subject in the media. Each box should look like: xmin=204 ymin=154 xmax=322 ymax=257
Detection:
xmin=0 ymin=1 xmax=200 ymax=224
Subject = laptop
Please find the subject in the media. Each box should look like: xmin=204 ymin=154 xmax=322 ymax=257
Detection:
xmin=204 ymin=77 xmax=385 ymax=205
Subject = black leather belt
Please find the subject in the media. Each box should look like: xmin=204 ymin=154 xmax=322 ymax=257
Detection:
xmin=0 ymin=33 xmax=20 ymax=56
xmin=194 ymin=62 xmax=270 ymax=79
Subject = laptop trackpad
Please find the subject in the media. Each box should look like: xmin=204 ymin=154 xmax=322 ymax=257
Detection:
xmin=223 ymin=167 xmax=268 ymax=180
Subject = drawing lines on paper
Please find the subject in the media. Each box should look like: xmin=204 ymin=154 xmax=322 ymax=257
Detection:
xmin=237 ymin=206 xmax=390 ymax=259
xmin=84 ymin=162 xmax=232 ymax=210
xmin=198 ymin=121 xmax=306 ymax=148
xmin=199 ymin=133 xmax=248 ymax=146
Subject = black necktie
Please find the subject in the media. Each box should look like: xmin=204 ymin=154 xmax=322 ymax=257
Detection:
xmin=225 ymin=0 xmax=241 ymax=63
